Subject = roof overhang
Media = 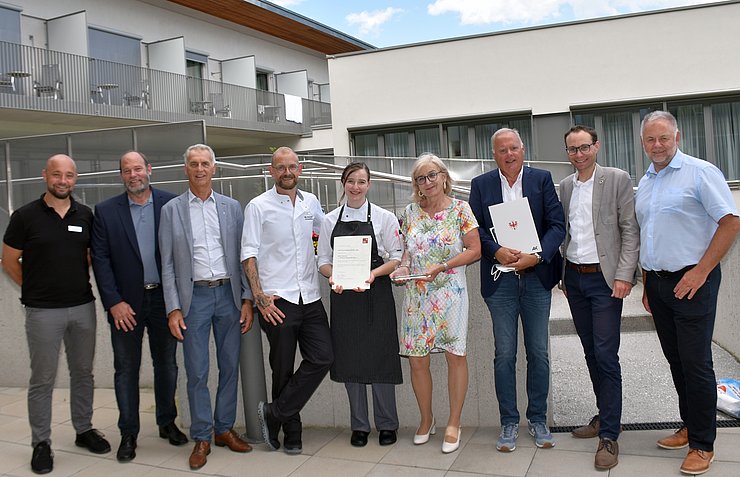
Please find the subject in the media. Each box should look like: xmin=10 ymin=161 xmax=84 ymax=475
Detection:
xmin=164 ymin=0 xmax=373 ymax=54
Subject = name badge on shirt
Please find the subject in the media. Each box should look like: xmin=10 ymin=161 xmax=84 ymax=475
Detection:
xmin=68 ymin=225 xmax=82 ymax=233
xmin=303 ymin=210 xmax=314 ymax=221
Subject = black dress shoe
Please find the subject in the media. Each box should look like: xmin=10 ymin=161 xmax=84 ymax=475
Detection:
xmin=159 ymin=422 xmax=188 ymax=446
xmin=379 ymin=430 xmax=397 ymax=446
xmin=350 ymin=430 xmax=369 ymax=447
xmin=31 ymin=441 xmax=53 ymax=474
xmin=75 ymin=429 xmax=111 ymax=454
xmin=116 ymin=434 xmax=137 ymax=462
xmin=257 ymin=401 xmax=281 ymax=451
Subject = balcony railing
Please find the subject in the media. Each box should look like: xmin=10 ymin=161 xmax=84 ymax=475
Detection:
xmin=0 ymin=40 xmax=331 ymax=133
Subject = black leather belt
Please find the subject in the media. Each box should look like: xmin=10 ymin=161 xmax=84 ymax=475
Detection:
xmin=647 ymin=266 xmax=695 ymax=279
xmin=517 ymin=267 xmax=536 ymax=274
xmin=194 ymin=278 xmax=230 ymax=288
xmin=567 ymin=261 xmax=602 ymax=274
xmin=144 ymin=283 xmax=160 ymax=290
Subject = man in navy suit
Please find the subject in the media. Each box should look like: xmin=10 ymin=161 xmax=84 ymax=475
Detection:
xmin=159 ymin=144 xmax=253 ymax=470
xmin=91 ymin=151 xmax=187 ymax=462
xmin=469 ymin=128 xmax=565 ymax=452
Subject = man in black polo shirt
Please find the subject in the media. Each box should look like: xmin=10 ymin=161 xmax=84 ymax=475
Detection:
xmin=3 ymin=154 xmax=111 ymax=475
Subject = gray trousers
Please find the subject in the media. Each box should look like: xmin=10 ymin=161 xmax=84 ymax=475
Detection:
xmin=25 ymin=301 xmax=96 ymax=446
xmin=345 ymin=382 xmax=399 ymax=432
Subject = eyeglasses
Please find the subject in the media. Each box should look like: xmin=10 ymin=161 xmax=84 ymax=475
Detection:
xmin=414 ymin=170 xmax=444 ymax=185
xmin=565 ymin=143 xmax=596 ymax=155
xmin=273 ymin=164 xmax=299 ymax=173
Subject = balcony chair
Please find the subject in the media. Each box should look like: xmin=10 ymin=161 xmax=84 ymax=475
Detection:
xmin=209 ymin=92 xmax=231 ymax=118
xmin=33 ymin=64 xmax=63 ymax=99
xmin=123 ymin=80 xmax=150 ymax=108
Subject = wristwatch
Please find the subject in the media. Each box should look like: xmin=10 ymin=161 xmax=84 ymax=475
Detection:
xmin=533 ymin=252 xmax=543 ymax=264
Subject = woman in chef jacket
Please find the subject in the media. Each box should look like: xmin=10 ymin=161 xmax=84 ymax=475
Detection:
xmin=318 ymin=162 xmax=403 ymax=448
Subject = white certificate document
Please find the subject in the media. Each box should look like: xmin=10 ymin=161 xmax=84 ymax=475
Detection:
xmin=332 ymin=235 xmax=372 ymax=290
xmin=488 ymin=197 xmax=542 ymax=253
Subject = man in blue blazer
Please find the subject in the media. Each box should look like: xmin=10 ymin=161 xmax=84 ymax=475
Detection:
xmin=159 ymin=144 xmax=253 ymax=470
xmin=469 ymin=128 xmax=565 ymax=453
xmin=91 ymin=151 xmax=186 ymax=463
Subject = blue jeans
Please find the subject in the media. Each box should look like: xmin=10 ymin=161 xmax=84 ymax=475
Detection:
xmin=484 ymin=272 xmax=552 ymax=425
xmin=564 ymin=268 xmax=623 ymax=440
xmin=110 ymin=287 xmax=178 ymax=436
xmin=646 ymin=266 xmax=720 ymax=452
xmin=182 ymin=284 xmax=241 ymax=442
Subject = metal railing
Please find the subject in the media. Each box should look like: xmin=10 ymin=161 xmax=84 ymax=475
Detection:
xmin=0 ymin=40 xmax=331 ymax=133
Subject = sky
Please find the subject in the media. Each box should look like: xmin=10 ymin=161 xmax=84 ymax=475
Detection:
xmin=268 ymin=0 xmax=718 ymax=48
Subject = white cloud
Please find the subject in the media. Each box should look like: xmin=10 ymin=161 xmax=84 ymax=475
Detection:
xmin=427 ymin=0 xmax=717 ymax=26
xmin=346 ymin=7 xmax=404 ymax=35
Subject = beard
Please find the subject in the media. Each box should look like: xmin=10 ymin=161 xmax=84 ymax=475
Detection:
xmin=47 ymin=185 xmax=71 ymax=199
xmin=125 ymin=177 xmax=150 ymax=194
xmin=277 ymin=175 xmax=297 ymax=190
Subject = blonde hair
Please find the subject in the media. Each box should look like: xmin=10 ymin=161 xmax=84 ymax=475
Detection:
xmin=410 ymin=153 xmax=452 ymax=204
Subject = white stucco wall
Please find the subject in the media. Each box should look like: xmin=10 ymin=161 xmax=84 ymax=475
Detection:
xmin=14 ymin=0 xmax=331 ymax=86
xmin=328 ymin=2 xmax=740 ymax=156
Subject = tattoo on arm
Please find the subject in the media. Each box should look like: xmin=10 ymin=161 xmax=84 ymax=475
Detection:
xmin=244 ymin=258 xmax=270 ymax=307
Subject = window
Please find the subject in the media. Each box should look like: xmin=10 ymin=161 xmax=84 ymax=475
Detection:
xmin=256 ymin=72 xmax=269 ymax=91
xmin=447 ymin=125 xmax=469 ymax=158
xmin=573 ymin=97 xmax=740 ymax=181
xmin=352 ymin=114 xmax=533 ymax=161
xmin=0 ymin=5 xmax=21 ymax=44
xmin=186 ymin=51 xmax=208 ymax=103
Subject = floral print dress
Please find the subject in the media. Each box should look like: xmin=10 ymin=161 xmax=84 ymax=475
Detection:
xmin=399 ymin=199 xmax=478 ymax=357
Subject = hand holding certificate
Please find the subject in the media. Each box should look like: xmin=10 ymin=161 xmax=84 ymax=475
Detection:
xmin=331 ymin=235 xmax=372 ymax=291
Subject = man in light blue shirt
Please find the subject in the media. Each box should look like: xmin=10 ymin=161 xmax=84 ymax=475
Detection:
xmin=635 ymin=111 xmax=740 ymax=476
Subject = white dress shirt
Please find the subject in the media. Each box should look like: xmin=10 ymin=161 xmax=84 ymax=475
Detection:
xmin=317 ymin=200 xmax=403 ymax=268
xmin=499 ymin=167 xmax=523 ymax=202
xmin=566 ymin=174 xmax=599 ymax=264
xmin=188 ymin=190 xmax=228 ymax=281
xmin=241 ymin=187 xmax=325 ymax=305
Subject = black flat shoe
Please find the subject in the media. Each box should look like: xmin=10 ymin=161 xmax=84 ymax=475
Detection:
xmin=379 ymin=430 xmax=397 ymax=446
xmin=350 ymin=430 xmax=369 ymax=447
xmin=31 ymin=441 xmax=53 ymax=474
xmin=116 ymin=434 xmax=137 ymax=462
xmin=159 ymin=422 xmax=188 ymax=446
xmin=75 ymin=429 xmax=111 ymax=454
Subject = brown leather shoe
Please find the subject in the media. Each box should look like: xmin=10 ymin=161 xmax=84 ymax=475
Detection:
xmin=189 ymin=441 xmax=210 ymax=470
xmin=657 ymin=426 xmax=689 ymax=449
xmin=572 ymin=415 xmax=600 ymax=439
xmin=680 ymin=448 xmax=714 ymax=475
xmin=595 ymin=437 xmax=618 ymax=470
xmin=214 ymin=429 xmax=252 ymax=453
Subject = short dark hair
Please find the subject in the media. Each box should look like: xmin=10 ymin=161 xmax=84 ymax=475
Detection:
xmin=564 ymin=125 xmax=598 ymax=144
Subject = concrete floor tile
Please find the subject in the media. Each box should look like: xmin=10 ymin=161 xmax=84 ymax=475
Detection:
xmin=609 ymin=453 xmax=687 ymax=476
xmin=368 ymin=463 xmax=446 ymax=476
xmin=526 ymin=448 xmax=602 ymax=477
xmin=290 ymin=456 xmax=375 ymax=477
xmin=714 ymin=430 xmax=740 ymax=463
xmin=379 ymin=428 xmax=466 ymax=471
xmin=0 ymin=415 xmax=31 ymax=444
xmin=449 ymin=442 xmax=535 ymax=476
xmin=617 ymin=430 xmax=686 ymax=459
xmin=215 ymin=446 xmax=314 ymax=477
xmin=298 ymin=426 xmax=343 ymax=455
xmin=316 ymin=429 xmax=395 ymax=463
xmin=6 ymin=449 xmax=100 ymax=477
xmin=66 ymin=458 xmax=154 ymax=476
xmin=0 ymin=441 xmax=31 ymax=474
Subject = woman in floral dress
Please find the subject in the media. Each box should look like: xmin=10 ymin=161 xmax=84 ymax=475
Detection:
xmin=390 ymin=153 xmax=480 ymax=454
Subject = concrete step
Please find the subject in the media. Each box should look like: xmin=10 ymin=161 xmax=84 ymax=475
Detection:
xmin=549 ymin=279 xmax=655 ymax=335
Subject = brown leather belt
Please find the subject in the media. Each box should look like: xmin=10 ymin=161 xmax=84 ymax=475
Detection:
xmin=193 ymin=278 xmax=230 ymax=288
xmin=567 ymin=261 xmax=602 ymax=274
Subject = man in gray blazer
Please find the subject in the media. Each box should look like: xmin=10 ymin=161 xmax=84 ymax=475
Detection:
xmin=159 ymin=144 xmax=254 ymax=470
xmin=559 ymin=126 xmax=639 ymax=470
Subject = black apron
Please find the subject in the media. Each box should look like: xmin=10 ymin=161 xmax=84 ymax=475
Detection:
xmin=328 ymin=204 xmax=402 ymax=384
